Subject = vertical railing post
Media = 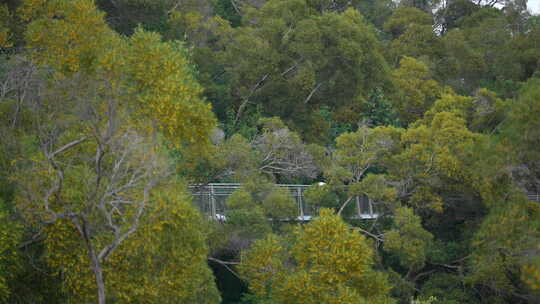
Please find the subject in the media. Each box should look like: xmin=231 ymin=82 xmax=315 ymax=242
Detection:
xmin=356 ymin=196 xmax=361 ymax=217
xmin=298 ymin=187 xmax=304 ymax=220
xmin=210 ymin=184 xmax=216 ymax=219
xmin=368 ymin=197 xmax=374 ymax=218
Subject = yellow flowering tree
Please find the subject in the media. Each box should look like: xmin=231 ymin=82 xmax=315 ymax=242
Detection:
xmin=391 ymin=57 xmax=442 ymax=126
xmin=13 ymin=0 xmax=218 ymax=303
xmin=43 ymin=185 xmax=221 ymax=303
xmin=239 ymin=209 xmax=394 ymax=304
xmin=0 ymin=199 xmax=22 ymax=302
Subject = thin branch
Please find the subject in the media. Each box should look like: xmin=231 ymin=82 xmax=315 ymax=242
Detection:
xmin=230 ymin=0 xmax=241 ymax=14
xmin=357 ymin=227 xmax=384 ymax=242
xmin=337 ymin=196 xmax=354 ymax=215
xmin=98 ymin=176 xmax=162 ymax=261
xmin=303 ymin=82 xmax=322 ymax=104
xmin=209 ymin=257 xmax=243 ymax=280
xmin=413 ymin=269 xmax=437 ymax=282
xmin=428 ymin=261 xmax=460 ymax=269
xmin=280 ymin=62 xmax=300 ymax=77
xmin=50 ymin=137 xmax=87 ymax=158
xmin=235 ymin=73 xmax=269 ymax=125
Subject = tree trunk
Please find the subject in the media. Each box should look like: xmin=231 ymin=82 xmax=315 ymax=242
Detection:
xmin=91 ymin=253 xmax=107 ymax=304
xmin=74 ymin=218 xmax=107 ymax=304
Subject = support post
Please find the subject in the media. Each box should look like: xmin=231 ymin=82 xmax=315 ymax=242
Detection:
xmin=356 ymin=196 xmax=361 ymax=217
xmin=298 ymin=187 xmax=304 ymax=219
xmin=368 ymin=197 xmax=374 ymax=218
xmin=210 ymin=184 xmax=216 ymax=219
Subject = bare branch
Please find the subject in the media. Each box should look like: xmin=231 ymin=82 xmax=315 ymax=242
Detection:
xmin=235 ymin=73 xmax=269 ymax=124
xmin=209 ymin=257 xmax=243 ymax=280
xmin=303 ymin=82 xmax=322 ymax=104
xmin=50 ymin=137 xmax=86 ymax=158
xmin=337 ymin=196 xmax=354 ymax=215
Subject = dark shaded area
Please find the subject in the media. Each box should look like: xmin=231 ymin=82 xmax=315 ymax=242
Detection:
xmin=209 ymin=253 xmax=248 ymax=304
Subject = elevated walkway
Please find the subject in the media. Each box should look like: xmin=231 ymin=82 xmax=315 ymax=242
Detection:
xmin=189 ymin=184 xmax=540 ymax=221
xmin=189 ymin=183 xmax=378 ymax=221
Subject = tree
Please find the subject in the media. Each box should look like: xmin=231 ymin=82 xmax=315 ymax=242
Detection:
xmin=12 ymin=1 xmax=217 ymax=303
xmin=220 ymin=179 xmax=296 ymax=254
xmin=177 ymin=117 xmax=319 ymax=185
xmin=43 ymin=185 xmax=221 ymax=303
xmin=389 ymin=111 xmax=482 ymax=212
xmin=321 ymin=125 xmax=401 ymax=216
xmin=384 ymin=206 xmax=433 ymax=277
xmin=500 ymin=76 xmax=540 ymax=191
xmin=0 ymin=4 xmax=12 ymax=48
xmin=400 ymin=0 xmax=441 ymax=13
xmin=466 ymin=188 xmax=539 ymax=302
xmin=199 ymin=0 xmax=390 ymax=139
xmin=391 ymin=57 xmax=442 ymax=126
xmin=0 ymin=53 xmax=68 ymax=304
xmin=0 ymin=198 xmax=22 ymax=302
xmin=435 ymin=29 xmax=486 ymax=92
xmin=384 ymin=6 xmax=439 ymax=64
xmin=238 ymin=209 xmax=394 ymax=304
xmin=435 ymin=0 xmax=480 ymax=34
xmin=419 ymin=89 xmax=506 ymax=133
xmin=355 ymin=0 xmax=396 ymax=30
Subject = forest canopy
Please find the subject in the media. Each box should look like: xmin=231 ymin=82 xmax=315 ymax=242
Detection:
xmin=0 ymin=0 xmax=539 ymax=303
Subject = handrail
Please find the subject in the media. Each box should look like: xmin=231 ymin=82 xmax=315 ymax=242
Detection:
xmin=188 ymin=183 xmax=378 ymax=221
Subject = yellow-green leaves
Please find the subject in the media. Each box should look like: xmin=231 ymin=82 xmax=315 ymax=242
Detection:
xmin=468 ymin=195 xmax=540 ymax=295
xmin=391 ymin=57 xmax=442 ymax=125
xmin=22 ymin=0 xmax=216 ymax=148
xmin=391 ymin=111 xmax=481 ymax=212
xmin=239 ymin=209 xmax=393 ymax=304
xmin=384 ymin=207 xmax=433 ymax=271
xmin=384 ymin=6 xmax=433 ymax=37
xmin=15 ymin=1 xmax=219 ymax=302
xmin=0 ymin=200 xmax=22 ymax=302
xmin=0 ymin=5 xmax=12 ymax=48
xmin=125 ymin=28 xmax=216 ymax=146
xmin=44 ymin=186 xmax=221 ymax=303
xmin=238 ymin=233 xmax=286 ymax=299
xmin=334 ymin=125 xmax=401 ymax=183
xmin=23 ymin=0 xmax=114 ymax=74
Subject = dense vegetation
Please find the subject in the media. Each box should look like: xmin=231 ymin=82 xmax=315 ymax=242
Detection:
xmin=1 ymin=0 xmax=539 ymax=303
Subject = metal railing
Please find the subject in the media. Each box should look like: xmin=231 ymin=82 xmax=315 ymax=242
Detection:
xmin=189 ymin=183 xmax=378 ymax=221
xmin=527 ymin=193 xmax=540 ymax=202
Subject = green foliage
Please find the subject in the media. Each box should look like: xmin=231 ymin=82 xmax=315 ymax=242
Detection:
xmin=304 ymin=183 xmax=341 ymax=210
xmin=356 ymin=0 xmax=395 ymax=30
xmin=391 ymin=57 xmax=442 ymax=125
xmin=384 ymin=6 xmax=433 ymax=38
xmin=43 ymin=186 xmax=221 ymax=303
xmin=361 ymin=88 xmax=400 ymax=127
xmin=239 ymin=209 xmax=394 ymax=304
xmin=332 ymin=126 xmax=401 ymax=183
xmin=3 ymin=0 xmax=540 ymax=303
xmin=384 ymin=207 xmax=433 ymax=271
xmin=226 ymin=181 xmax=297 ymax=220
xmin=420 ymin=273 xmax=476 ymax=304
xmin=214 ymin=0 xmax=241 ymax=26
xmin=467 ymin=193 xmax=539 ymax=295
xmin=502 ymin=77 xmax=540 ymax=171
xmin=204 ymin=1 xmax=390 ymax=138
xmin=421 ymin=89 xmax=506 ymax=133
xmin=226 ymin=208 xmax=272 ymax=239
xmin=0 ymin=4 xmax=12 ymax=48
xmin=389 ymin=111 xmax=481 ymax=213
xmin=0 ymin=199 xmax=22 ymax=302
